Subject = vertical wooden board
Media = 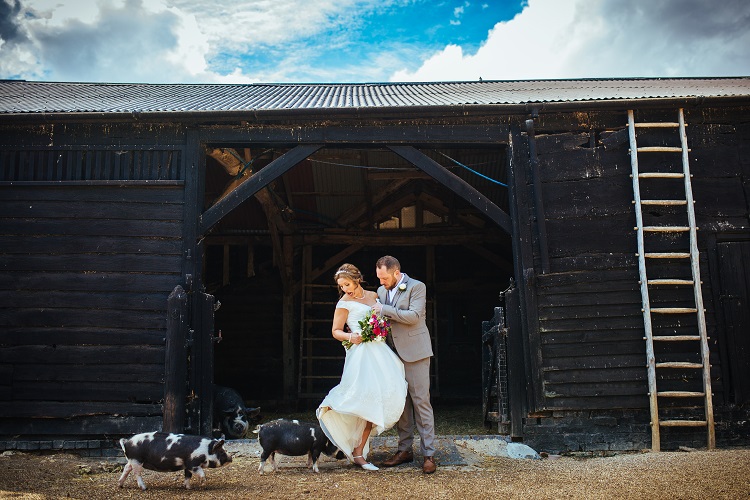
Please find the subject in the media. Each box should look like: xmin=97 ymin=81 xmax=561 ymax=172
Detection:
xmin=717 ymin=241 xmax=750 ymax=403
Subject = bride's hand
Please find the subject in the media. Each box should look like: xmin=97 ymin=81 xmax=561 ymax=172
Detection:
xmin=351 ymin=333 xmax=362 ymax=345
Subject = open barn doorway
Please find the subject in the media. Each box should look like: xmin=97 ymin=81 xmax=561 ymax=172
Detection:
xmin=199 ymin=143 xmax=513 ymax=432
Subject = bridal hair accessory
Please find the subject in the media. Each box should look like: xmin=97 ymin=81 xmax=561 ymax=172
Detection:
xmin=341 ymin=310 xmax=391 ymax=350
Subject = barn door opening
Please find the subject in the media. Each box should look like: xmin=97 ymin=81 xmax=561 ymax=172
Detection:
xmin=199 ymin=141 xmax=514 ymax=430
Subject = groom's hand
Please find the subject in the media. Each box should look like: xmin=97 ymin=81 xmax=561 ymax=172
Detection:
xmin=372 ymin=302 xmax=383 ymax=315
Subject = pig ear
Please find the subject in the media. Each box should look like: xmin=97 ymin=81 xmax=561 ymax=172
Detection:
xmin=212 ymin=439 xmax=225 ymax=452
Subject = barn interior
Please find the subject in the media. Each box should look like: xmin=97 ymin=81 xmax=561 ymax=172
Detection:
xmin=200 ymin=143 xmax=513 ymax=414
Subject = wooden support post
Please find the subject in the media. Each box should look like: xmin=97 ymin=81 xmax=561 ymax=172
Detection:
xmin=164 ymin=285 xmax=188 ymax=433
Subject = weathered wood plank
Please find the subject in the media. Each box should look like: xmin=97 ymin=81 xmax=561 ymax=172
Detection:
xmin=0 ymin=309 xmax=167 ymax=329
xmin=545 ymin=215 xmax=636 ymax=257
xmin=533 ymin=132 xmax=590 ymax=155
xmin=0 ymin=184 xmax=184 ymax=203
xmin=0 ymin=401 xmax=162 ymax=418
xmin=543 ymin=353 xmax=645 ymax=370
xmin=539 ymin=328 xmax=645 ymax=345
xmin=0 ymin=416 xmax=163 ymax=435
xmin=539 ymin=303 xmax=643 ymax=321
xmin=543 ymin=176 xmax=634 ymax=218
xmin=0 ymin=345 xmax=164 ymax=364
xmin=542 ymin=395 xmax=648 ymax=410
xmin=0 ymin=219 xmax=183 ymax=238
xmin=0 ymin=328 xmax=164 ymax=347
xmin=542 ymin=340 xmax=644 ymax=358
xmin=11 ymin=381 xmax=163 ymax=402
xmin=538 ymin=288 xmax=640 ymax=308
xmin=1 ymin=291 xmax=169 ymax=310
xmin=0 ymin=272 xmax=179 ymax=293
xmin=539 ymin=315 xmax=644 ymax=332
xmin=13 ymin=363 xmax=164 ymax=383
xmin=548 ymin=253 xmax=638 ymax=273
xmin=199 ymin=123 xmax=511 ymax=144
xmin=544 ymin=366 xmax=646 ymax=384
xmin=0 ymin=254 xmax=182 ymax=273
xmin=1 ymin=200 xmax=184 ymax=220
xmin=1 ymin=236 xmax=182 ymax=255
xmin=545 ymin=381 xmax=647 ymax=398
xmin=537 ymin=269 xmax=638 ymax=287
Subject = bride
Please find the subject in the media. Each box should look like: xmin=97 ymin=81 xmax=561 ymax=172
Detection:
xmin=316 ymin=263 xmax=408 ymax=471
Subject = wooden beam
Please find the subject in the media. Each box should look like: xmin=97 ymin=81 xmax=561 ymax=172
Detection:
xmin=387 ymin=145 xmax=511 ymax=234
xmin=466 ymin=244 xmax=514 ymax=275
xmin=300 ymin=230 xmax=502 ymax=246
xmin=293 ymin=244 xmax=365 ymax=295
xmin=200 ymin=124 xmax=511 ymax=144
xmin=200 ymin=144 xmax=322 ymax=235
xmin=336 ymin=177 xmax=412 ymax=227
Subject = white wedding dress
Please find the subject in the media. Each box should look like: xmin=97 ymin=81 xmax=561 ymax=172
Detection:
xmin=316 ymin=299 xmax=407 ymax=461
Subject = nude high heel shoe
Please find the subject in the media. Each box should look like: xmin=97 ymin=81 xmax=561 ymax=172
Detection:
xmin=353 ymin=455 xmax=379 ymax=471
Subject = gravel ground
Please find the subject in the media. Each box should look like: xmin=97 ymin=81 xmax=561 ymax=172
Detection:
xmin=0 ymin=445 xmax=748 ymax=499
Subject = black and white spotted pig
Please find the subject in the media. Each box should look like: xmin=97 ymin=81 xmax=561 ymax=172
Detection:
xmin=213 ymin=384 xmax=261 ymax=439
xmin=118 ymin=431 xmax=232 ymax=490
xmin=255 ymin=419 xmax=345 ymax=474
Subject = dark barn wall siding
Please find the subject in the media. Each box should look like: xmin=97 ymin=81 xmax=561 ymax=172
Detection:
xmin=0 ymin=177 xmax=186 ymax=434
xmin=0 ymin=122 xmax=189 ymax=438
xmin=529 ymin=106 xmax=750 ymax=413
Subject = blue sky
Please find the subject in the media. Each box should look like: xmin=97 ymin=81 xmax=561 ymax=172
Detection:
xmin=1 ymin=0 xmax=749 ymax=84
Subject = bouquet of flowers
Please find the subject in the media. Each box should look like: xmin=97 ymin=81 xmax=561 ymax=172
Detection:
xmin=341 ymin=309 xmax=391 ymax=350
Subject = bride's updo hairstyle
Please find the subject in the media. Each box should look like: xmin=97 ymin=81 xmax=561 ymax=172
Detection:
xmin=334 ymin=263 xmax=363 ymax=296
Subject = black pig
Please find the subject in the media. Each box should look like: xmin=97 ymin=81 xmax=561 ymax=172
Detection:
xmin=213 ymin=384 xmax=261 ymax=439
xmin=118 ymin=431 xmax=231 ymax=490
xmin=255 ymin=419 xmax=345 ymax=474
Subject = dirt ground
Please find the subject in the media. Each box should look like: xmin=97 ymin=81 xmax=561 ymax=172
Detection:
xmin=0 ymin=444 xmax=748 ymax=499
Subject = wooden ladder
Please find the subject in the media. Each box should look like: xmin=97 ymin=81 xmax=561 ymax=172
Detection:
xmin=628 ymin=108 xmax=715 ymax=451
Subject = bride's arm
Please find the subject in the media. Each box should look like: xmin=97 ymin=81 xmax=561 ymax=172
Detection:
xmin=332 ymin=307 xmax=360 ymax=343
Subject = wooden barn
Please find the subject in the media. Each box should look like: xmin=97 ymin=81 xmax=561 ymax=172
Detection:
xmin=1 ymin=78 xmax=748 ymax=453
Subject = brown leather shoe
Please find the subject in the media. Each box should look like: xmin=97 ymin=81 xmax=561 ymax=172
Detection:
xmin=382 ymin=450 xmax=414 ymax=467
xmin=423 ymin=456 xmax=436 ymax=474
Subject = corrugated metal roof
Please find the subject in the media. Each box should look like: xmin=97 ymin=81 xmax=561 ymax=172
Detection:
xmin=1 ymin=78 xmax=749 ymax=114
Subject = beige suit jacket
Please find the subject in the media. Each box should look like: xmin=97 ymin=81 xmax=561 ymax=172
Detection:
xmin=377 ymin=274 xmax=433 ymax=363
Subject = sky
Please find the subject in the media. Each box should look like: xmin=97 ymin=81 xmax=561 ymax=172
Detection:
xmin=0 ymin=0 xmax=749 ymax=84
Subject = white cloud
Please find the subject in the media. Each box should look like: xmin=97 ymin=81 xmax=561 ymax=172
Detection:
xmin=2 ymin=0 xmax=748 ymax=84
xmin=390 ymin=0 xmax=750 ymax=82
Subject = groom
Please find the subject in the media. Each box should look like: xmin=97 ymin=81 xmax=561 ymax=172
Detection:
xmin=372 ymin=255 xmax=437 ymax=474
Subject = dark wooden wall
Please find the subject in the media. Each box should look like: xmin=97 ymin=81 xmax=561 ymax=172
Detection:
xmin=0 ymin=125 xmax=187 ymax=436
xmin=524 ymin=106 xmax=750 ymax=412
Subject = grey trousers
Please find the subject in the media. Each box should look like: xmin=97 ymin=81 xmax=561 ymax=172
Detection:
xmin=397 ymin=357 xmax=436 ymax=457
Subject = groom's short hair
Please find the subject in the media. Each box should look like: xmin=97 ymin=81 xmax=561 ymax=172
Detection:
xmin=376 ymin=255 xmax=400 ymax=271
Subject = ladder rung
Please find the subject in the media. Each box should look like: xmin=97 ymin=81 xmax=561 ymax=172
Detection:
xmin=645 ymin=252 xmax=690 ymax=259
xmin=642 ymin=226 xmax=690 ymax=232
xmin=638 ymin=172 xmax=684 ymax=178
xmin=640 ymin=199 xmax=687 ymax=206
xmin=659 ymin=420 xmax=707 ymax=427
xmin=636 ymin=147 xmax=685 ymax=153
xmin=651 ymin=307 xmax=698 ymax=314
xmin=632 ymin=122 xmax=680 ymax=128
xmin=648 ymin=279 xmax=694 ymax=285
xmin=652 ymin=335 xmax=702 ymax=341
xmin=657 ymin=391 xmax=705 ymax=398
xmin=655 ymin=362 xmax=703 ymax=369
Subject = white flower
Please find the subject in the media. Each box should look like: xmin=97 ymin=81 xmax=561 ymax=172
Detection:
xmin=398 ymin=283 xmax=407 ymax=291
